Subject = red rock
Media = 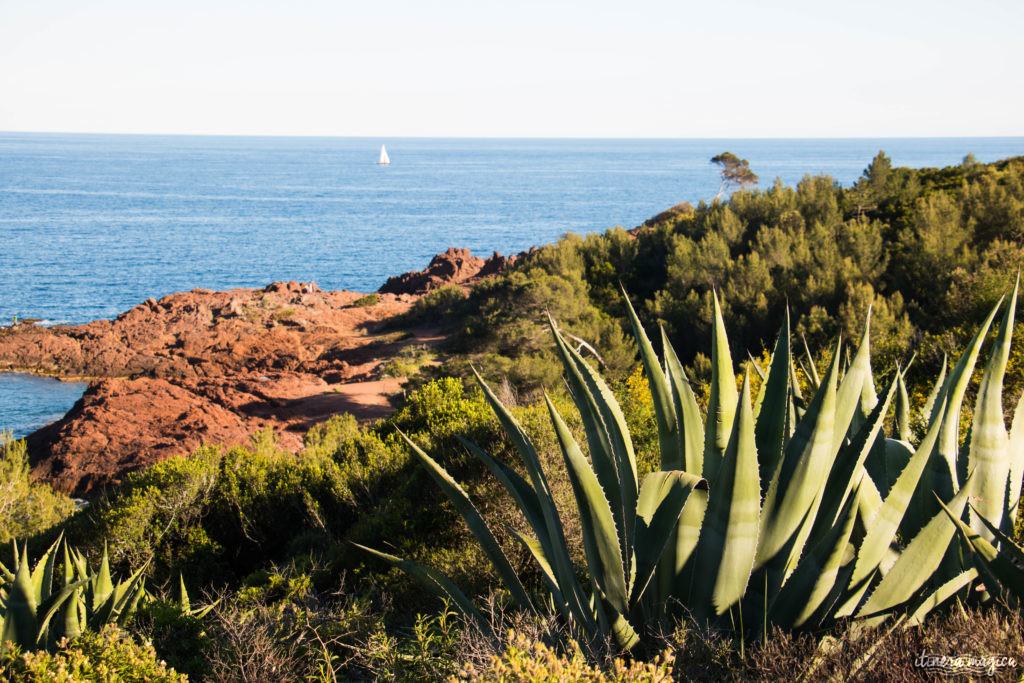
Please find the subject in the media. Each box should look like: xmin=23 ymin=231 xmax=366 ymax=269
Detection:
xmin=1 ymin=286 xmax=431 ymax=494
xmin=27 ymin=377 xmax=252 ymax=495
xmin=3 ymin=248 xmax=520 ymax=494
xmin=377 ymin=247 xmax=512 ymax=295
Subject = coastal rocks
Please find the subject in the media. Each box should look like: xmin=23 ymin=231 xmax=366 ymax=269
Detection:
xmin=377 ymin=247 xmax=515 ymax=296
xmin=27 ymin=377 xmax=252 ymax=495
xmin=0 ymin=283 xmax=433 ymax=494
xmin=3 ymin=249 xmax=514 ymax=495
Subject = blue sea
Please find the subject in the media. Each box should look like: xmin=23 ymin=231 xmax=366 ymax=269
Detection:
xmin=1 ymin=133 xmax=1022 ymax=437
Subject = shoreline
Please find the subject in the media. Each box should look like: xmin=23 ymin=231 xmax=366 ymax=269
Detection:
xmin=0 ymin=248 xmax=513 ymax=495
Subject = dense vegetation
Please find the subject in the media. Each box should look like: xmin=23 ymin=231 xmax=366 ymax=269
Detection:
xmin=3 ymin=153 xmax=1024 ymax=680
xmin=438 ymin=153 xmax=1024 ymax=400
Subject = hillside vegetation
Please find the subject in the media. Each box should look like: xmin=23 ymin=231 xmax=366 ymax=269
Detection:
xmin=4 ymin=152 xmax=1024 ymax=680
xmin=440 ymin=152 xmax=1024 ymax=398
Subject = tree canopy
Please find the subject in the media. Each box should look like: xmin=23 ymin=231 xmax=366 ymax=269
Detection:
xmin=712 ymin=152 xmax=759 ymax=197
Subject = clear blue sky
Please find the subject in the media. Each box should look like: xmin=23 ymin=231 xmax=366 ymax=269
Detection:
xmin=1 ymin=0 xmax=1021 ymax=137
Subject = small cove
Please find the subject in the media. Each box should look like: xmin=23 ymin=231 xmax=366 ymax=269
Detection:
xmin=0 ymin=372 xmax=87 ymax=439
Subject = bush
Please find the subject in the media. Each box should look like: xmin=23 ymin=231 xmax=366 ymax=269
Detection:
xmin=354 ymin=293 xmax=379 ymax=307
xmin=0 ymin=626 xmax=187 ymax=682
xmin=379 ymin=345 xmax=436 ymax=379
xmin=405 ymin=284 xmax=467 ymax=322
xmin=457 ymin=631 xmax=675 ymax=682
xmin=0 ymin=432 xmax=74 ymax=543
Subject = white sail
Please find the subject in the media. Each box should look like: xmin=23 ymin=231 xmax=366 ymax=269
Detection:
xmin=377 ymin=144 xmax=390 ymax=165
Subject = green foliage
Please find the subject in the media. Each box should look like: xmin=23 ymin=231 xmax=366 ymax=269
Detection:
xmin=131 ymin=597 xmax=211 ymax=680
xmin=712 ymin=152 xmax=759 ymax=198
xmin=405 ymin=284 xmax=468 ymax=322
xmin=0 ymin=433 xmax=74 ymax=544
xmin=380 ymin=345 xmax=436 ymax=379
xmin=368 ymin=289 xmax=1022 ymax=651
xmin=354 ymin=293 xmax=380 ymax=307
xmin=1 ymin=538 xmax=146 ymax=655
xmin=63 ymin=439 xmax=359 ymax=584
xmin=448 ymin=155 xmax=1024 ymax=401
xmin=451 ymin=252 xmax=637 ymax=397
xmin=0 ymin=625 xmax=187 ymax=682
xmin=458 ymin=630 xmax=675 ymax=682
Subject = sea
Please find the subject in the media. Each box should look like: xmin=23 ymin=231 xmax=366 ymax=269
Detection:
xmin=2 ymin=133 xmax=1022 ymax=438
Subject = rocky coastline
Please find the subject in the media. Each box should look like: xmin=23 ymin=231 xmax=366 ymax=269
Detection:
xmin=0 ymin=248 xmax=514 ymax=495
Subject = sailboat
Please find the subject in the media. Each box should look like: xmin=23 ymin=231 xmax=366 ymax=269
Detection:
xmin=377 ymin=144 xmax=390 ymax=166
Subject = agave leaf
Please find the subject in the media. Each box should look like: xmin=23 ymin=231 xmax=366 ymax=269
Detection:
xmin=609 ymin=611 xmax=641 ymax=651
xmin=755 ymin=339 xmax=840 ymax=572
xmin=34 ymin=579 xmax=89 ymax=649
xmin=748 ymin=352 xmax=766 ymax=382
xmin=632 ymin=471 xmax=707 ymax=604
xmin=397 ymin=429 xmax=532 ymax=610
xmin=661 ymin=327 xmax=705 ymax=476
xmin=753 ymin=312 xmax=792 ymax=491
xmin=60 ymin=586 xmax=82 ymax=641
xmin=1007 ymin=392 xmax=1024 ymax=529
xmin=471 ymin=368 xmax=591 ymax=627
xmin=2 ymin=550 xmax=38 ymax=650
xmin=882 ymin=439 xmax=913 ymax=498
xmin=30 ymin=537 xmax=62 ymax=605
xmin=811 ymin=376 xmax=897 ymax=546
xmin=856 ymin=473 xmax=975 ymax=624
xmin=970 ymin=505 xmax=1024 ymax=571
xmin=549 ymin=316 xmax=638 ymax=561
xmin=895 ymin=366 xmax=912 ymax=443
xmin=92 ymin=543 xmax=113 ymax=611
xmin=942 ymin=502 xmax=1024 ymax=599
xmin=353 ymin=544 xmax=492 ymax=637
xmin=800 ymin=334 xmax=820 ymax=392
xmin=922 ymin=355 xmax=948 ymax=424
xmin=937 ymin=299 xmax=1003 ymax=491
xmin=175 ymin=573 xmax=191 ymax=613
xmin=968 ymin=279 xmax=1017 ymax=540
xmin=505 ymin=528 xmax=562 ymax=604
xmin=703 ymin=291 xmax=738 ymax=485
xmin=102 ymin=565 xmax=148 ymax=627
xmin=771 ymin=484 xmax=860 ymax=629
xmin=546 ymin=395 xmax=629 ymax=616
xmin=905 ymin=569 xmax=978 ymax=627
xmin=621 ymin=289 xmax=679 ymax=469
xmin=834 ymin=308 xmax=875 ymax=454
xmin=850 ymin=412 xmax=945 ymax=588
xmin=692 ymin=372 xmax=761 ymax=616
xmin=58 ymin=544 xmax=80 ymax=641
xmin=458 ymin=437 xmax=551 ymax=552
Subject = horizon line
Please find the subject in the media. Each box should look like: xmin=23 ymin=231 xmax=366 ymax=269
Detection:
xmin=3 ymin=129 xmax=1024 ymax=142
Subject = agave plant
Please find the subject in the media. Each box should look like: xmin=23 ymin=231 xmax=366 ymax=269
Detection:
xmin=361 ymin=282 xmax=1022 ymax=650
xmin=941 ymin=502 xmax=1024 ymax=603
xmin=0 ymin=537 xmax=146 ymax=653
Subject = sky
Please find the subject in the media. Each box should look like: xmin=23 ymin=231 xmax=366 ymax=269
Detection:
xmin=1 ymin=0 xmax=1021 ymax=138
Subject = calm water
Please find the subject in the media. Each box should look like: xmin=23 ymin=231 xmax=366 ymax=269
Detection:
xmin=1 ymin=133 xmax=1022 ymax=436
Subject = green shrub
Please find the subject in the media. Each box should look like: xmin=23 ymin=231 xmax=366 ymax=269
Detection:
xmin=405 ymin=284 xmax=468 ymax=322
xmin=354 ymin=293 xmax=379 ymax=307
xmin=130 ymin=599 xmax=211 ymax=680
xmin=380 ymin=345 xmax=436 ymax=379
xmin=0 ymin=432 xmax=74 ymax=543
xmin=0 ymin=625 xmax=187 ymax=682
xmin=457 ymin=630 xmax=675 ymax=682
xmin=63 ymin=441 xmax=357 ymax=584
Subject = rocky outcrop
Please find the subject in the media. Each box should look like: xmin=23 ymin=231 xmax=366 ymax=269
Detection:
xmin=26 ymin=377 xmax=253 ymax=495
xmin=3 ymin=246 xmax=521 ymax=494
xmin=377 ymin=248 xmax=515 ymax=296
xmin=1 ymin=283 xmax=428 ymax=494
xmin=0 ymin=284 xmax=410 ymax=381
